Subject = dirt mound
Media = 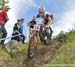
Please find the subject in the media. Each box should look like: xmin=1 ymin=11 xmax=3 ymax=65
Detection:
xmin=0 ymin=40 xmax=64 ymax=67
xmin=22 ymin=40 xmax=63 ymax=67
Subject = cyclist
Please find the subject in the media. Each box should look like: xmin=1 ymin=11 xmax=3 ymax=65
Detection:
xmin=29 ymin=7 xmax=54 ymax=40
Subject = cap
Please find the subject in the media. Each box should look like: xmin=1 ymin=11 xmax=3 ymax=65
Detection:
xmin=4 ymin=5 xmax=11 ymax=9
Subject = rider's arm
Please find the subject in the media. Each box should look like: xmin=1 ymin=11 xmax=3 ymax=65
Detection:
xmin=47 ymin=14 xmax=54 ymax=26
xmin=30 ymin=16 xmax=36 ymax=22
xmin=29 ymin=14 xmax=40 ymax=23
xmin=29 ymin=16 xmax=36 ymax=24
xmin=28 ymin=16 xmax=37 ymax=26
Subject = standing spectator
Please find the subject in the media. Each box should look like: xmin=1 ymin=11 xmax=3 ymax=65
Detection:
xmin=0 ymin=6 xmax=10 ymax=44
xmin=19 ymin=18 xmax=25 ymax=44
xmin=12 ymin=19 xmax=20 ymax=41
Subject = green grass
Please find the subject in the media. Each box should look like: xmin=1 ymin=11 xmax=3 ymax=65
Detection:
xmin=46 ymin=31 xmax=75 ymax=67
xmin=0 ymin=30 xmax=75 ymax=67
xmin=48 ymin=42 xmax=75 ymax=67
xmin=0 ymin=43 xmax=28 ymax=67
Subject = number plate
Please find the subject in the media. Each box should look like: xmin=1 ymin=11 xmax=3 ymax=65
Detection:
xmin=34 ymin=24 xmax=40 ymax=31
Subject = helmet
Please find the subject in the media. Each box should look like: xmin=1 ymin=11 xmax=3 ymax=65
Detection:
xmin=39 ymin=7 xmax=45 ymax=13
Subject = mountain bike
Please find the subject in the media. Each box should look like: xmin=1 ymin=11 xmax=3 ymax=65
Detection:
xmin=28 ymin=24 xmax=40 ymax=58
xmin=28 ymin=23 xmax=53 ymax=58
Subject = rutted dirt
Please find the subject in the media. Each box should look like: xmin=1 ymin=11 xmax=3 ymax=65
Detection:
xmin=22 ymin=40 xmax=63 ymax=67
xmin=0 ymin=40 xmax=63 ymax=67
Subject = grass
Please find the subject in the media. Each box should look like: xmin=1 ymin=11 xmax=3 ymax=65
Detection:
xmin=48 ymin=41 xmax=75 ymax=67
xmin=0 ymin=43 xmax=28 ymax=67
xmin=46 ymin=30 xmax=75 ymax=67
xmin=0 ymin=42 xmax=75 ymax=67
xmin=0 ymin=31 xmax=75 ymax=67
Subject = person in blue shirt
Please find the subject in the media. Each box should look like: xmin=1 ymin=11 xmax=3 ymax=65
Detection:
xmin=19 ymin=18 xmax=25 ymax=44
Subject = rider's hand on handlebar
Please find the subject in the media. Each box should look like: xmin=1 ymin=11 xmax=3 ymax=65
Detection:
xmin=32 ymin=16 xmax=36 ymax=21
xmin=29 ymin=16 xmax=36 ymax=23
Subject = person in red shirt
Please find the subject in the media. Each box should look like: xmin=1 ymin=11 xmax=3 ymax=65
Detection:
xmin=0 ymin=6 xmax=10 ymax=44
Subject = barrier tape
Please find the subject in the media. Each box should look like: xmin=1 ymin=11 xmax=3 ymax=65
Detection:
xmin=0 ymin=34 xmax=22 ymax=41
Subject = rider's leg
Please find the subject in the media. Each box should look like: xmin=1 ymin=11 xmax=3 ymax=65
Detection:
xmin=15 ymin=32 xmax=20 ymax=42
xmin=49 ymin=27 xmax=53 ymax=40
xmin=1 ymin=25 xmax=7 ymax=44
xmin=21 ymin=35 xmax=25 ymax=44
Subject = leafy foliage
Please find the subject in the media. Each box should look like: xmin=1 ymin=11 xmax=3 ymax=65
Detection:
xmin=55 ymin=29 xmax=75 ymax=43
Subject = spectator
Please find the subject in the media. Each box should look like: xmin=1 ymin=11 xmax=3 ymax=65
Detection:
xmin=19 ymin=18 xmax=25 ymax=44
xmin=12 ymin=19 xmax=20 ymax=41
xmin=0 ymin=6 xmax=10 ymax=44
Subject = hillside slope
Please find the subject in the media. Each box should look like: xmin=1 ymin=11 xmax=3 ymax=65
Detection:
xmin=0 ymin=30 xmax=75 ymax=67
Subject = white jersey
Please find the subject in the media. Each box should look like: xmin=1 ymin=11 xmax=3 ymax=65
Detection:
xmin=37 ymin=12 xmax=52 ymax=20
xmin=36 ymin=12 xmax=52 ymax=26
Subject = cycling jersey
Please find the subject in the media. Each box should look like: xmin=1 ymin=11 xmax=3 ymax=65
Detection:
xmin=36 ymin=12 xmax=52 ymax=25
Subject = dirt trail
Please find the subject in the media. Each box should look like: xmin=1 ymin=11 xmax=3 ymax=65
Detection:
xmin=0 ymin=40 xmax=63 ymax=67
xmin=22 ymin=40 xmax=63 ymax=67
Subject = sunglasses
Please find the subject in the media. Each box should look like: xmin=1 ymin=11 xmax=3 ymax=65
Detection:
xmin=39 ymin=12 xmax=44 ymax=13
